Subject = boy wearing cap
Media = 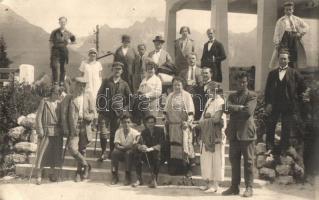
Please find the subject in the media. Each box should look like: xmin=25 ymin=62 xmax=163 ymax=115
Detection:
xmin=272 ymin=0 xmax=309 ymax=68
xmin=50 ymin=16 xmax=76 ymax=86
xmin=114 ymin=35 xmax=137 ymax=90
xmin=61 ymin=77 xmax=96 ymax=182
xmin=96 ymin=62 xmax=132 ymax=161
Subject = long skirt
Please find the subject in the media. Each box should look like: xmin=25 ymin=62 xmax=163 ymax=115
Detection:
xmin=200 ymin=143 xmax=225 ymax=181
xmin=35 ymin=136 xmax=63 ymax=169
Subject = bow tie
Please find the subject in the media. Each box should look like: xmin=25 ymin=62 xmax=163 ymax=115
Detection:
xmin=208 ymin=40 xmax=214 ymax=43
xmin=279 ymin=67 xmax=288 ymax=72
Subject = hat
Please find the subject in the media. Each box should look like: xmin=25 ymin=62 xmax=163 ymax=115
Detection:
xmin=112 ymin=61 xmax=124 ymax=69
xmin=122 ymin=35 xmax=131 ymax=43
xmin=74 ymin=77 xmax=88 ymax=84
xmin=88 ymin=48 xmax=97 ymax=54
xmin=283 ymin=1 xmax=294 ymax=7
xmin=153 ymin=35 xmax=165 ymax=43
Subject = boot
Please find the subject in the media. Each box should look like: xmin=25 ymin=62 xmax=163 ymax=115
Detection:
xmin=74 ymin=171 xmax=81 ymax=182
xmin=243 ymin=187 xmax=253 ymax=197
xmin=124 ymin=171 xmax=131 ymax=186
xmin=82 ymin=164 xmax=91 ymax=180
xmin=111 ymin=171 xmax=119 ymax=185
xmin=222 ymin=186 xmax=240 ymax=196
xmin=132 ymin=175 xmax=143 ymax=187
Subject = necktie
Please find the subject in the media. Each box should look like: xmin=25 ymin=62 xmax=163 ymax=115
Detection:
xmin=279 ymin=67 xmax=288 ymax=72
xmin=191 ymin=67 xmax=194 ymax=81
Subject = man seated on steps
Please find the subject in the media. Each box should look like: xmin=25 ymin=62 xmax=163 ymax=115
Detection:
xmin=132 ymin=115 xmax=165 ymax=188
xmin=111 ymin=114 xmax=140 ymax=185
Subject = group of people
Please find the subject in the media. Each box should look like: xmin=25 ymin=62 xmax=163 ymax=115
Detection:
xmin=33 ymin=0 xmax=312 ymax=198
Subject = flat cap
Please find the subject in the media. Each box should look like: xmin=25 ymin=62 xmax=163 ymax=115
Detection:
xmin=283 ymin=1 xmax=294 ymax=7
xmin=112 ymin=61 xmax=124 ymax=69
xmin=88 ymin=48 xmax=97 ymax=54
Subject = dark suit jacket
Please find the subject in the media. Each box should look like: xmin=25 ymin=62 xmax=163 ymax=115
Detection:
xmin=138 ymin=126 xmax=165 ymax=152
xmin=201 ymin=40 xmax=226 ymax=82
xmin=179 ymin=66 xmax=202 ymax=86
xmin=113 ymin=46 xmax=137 ymax=85
xmin=96 ymin=77 xmax=131 ymax=118
xmin=265 ymin=67 xmax=306 ymax=111
xmin=226 ymin=90 xmax=257 ymax=141
xmin=174 ymin=38 xmax=195 ymax=72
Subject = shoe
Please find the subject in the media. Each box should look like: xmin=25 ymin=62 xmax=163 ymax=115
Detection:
xmin=124 ymin=172 xmax=132 ymax=186
xmin=111 ymin=172 xmax=119 ymax=185
xmin=199 ymin=185 xmax=209 ymax=191
xmin=74 ymin=172 xmax=81 ymax=182
xmin=243 ymin=187 xmax=253 ymax=197
xmin=204 ymin=187 xmax=218 ymax=193
xmin=132 ymin=179 xmax=143 ymax=187
xmin=49 ymin=174 xmax=57 ymax=182
xmin=222 ymin=186 xmax=240 ymax=196
xmin=82 ymin=164 xmax=91 ymax=180
xmin=148 ymin=178 xmax=158 ymax=188
xmin=36 ymin=177 xmax=42 ymax=185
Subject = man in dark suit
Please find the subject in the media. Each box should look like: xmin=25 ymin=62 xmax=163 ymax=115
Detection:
xmin=222 ymin=72 xmax=257 ymax=197
xmin=96 ymin=62 xmax=132 ymax=161
xmin=265 ymin=50 xmax=306 ymax=154
xmin=201 ymin=28 xmax=226 ymax=83
xmin=113 ymin=35 xmax=137 ymax=90
xmin=132 ymin=115 xmax=164 ymax=188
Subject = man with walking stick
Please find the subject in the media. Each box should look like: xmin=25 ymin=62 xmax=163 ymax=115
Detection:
xmin=132 ymin=115 xmax=165 ymax=188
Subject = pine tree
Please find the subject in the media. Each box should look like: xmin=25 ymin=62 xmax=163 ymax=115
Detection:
xmin=0 ymin=36 xmax=12 ymax=80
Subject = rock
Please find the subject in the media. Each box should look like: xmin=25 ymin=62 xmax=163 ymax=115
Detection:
xmin=259 ymin=167 xmax=276 ymax=181
xmin=286 ymin=146 xmax=298 ymax=160
xmin=19 ymin=130 xmax=30 ymax=142
xmin=1 ymin=176 xmax=15 ymax=181
xmin=8 ymin=126 xmax=26 ymax=141
xmin=257 ymin=155 xmax=266 ymax=168
xmin=19 ymin=113 xmax=36 ymax=129
xmin=17 ymin=116 xmax=26 ymax=126
xmin=29 ymin=130 xmax=38 ymax=144
xmin=12 ymin=153 xmax=27 ymax=164
xmin=276 ymin=176 xmax=294 ymax=185
xmin=276 ymin=164 xmax=292 ymax=176
xmin=14 ymin=142 xmax=37 ymax=153
xmin=264 ymin=154 xmax=275 ymax=168
xmin=256 ymin=143 xmax=267 ymax=155
xmin=280 ymin=156 xmax=294 ymax=165
xmin=293 ymin=163 xmax=305 ymax=180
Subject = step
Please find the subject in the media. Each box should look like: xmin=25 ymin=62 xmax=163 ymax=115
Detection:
xmin=15 ymin=164 xmax=267 ymax=188
xmin=28 ymin=154 xmax=244 ymax=177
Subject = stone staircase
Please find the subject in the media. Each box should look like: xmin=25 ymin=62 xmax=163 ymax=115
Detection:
xmin=15 ymin=115 xmax=266 ymax=187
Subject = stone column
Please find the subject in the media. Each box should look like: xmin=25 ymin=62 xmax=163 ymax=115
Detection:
xmin=211 ymin=0 xmax=229 ymax=90
xmin=164 ymin=4 xmax=177 ymax=61
xmin=256 ymin=0 xmax=277 ymax=91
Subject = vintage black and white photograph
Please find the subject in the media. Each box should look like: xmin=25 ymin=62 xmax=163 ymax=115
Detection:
xmin=0 ymin=0 xmax=318 ymax=199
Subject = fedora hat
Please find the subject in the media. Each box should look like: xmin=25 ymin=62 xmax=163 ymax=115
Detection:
xmin=153 ymin=35 xmax=165 ymax=43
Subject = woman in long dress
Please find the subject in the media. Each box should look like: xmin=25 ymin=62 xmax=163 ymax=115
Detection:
xmin=163 ymin=77 xmax=195 ymax=177
xmin=35 ymin=85 xmax=63 ymax=185
xmin=199 ymin=86 xmax=226 ymax=193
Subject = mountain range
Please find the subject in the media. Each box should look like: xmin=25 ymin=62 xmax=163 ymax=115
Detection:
xmin=1 ymin=3 xmax=317 ymax=81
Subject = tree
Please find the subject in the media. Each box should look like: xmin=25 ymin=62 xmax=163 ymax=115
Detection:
xmin=0 ymin=36 xmax=12 ymax=68
xmin=0 ymin=36 xmax=13 ymax=80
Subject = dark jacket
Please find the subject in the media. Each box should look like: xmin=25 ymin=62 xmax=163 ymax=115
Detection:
xmin=138 ymin=126 xmax=165 ymax=152
xmin=200 ymin=39 xmax=226 ymax=82
xmin=96 ymin=77 xmax=131 ymax=118
xmin=113 ymin=46 xmax=137 ymax=85
xmin=265 ymin=67 xmax=306 ymax=112
xmin=226 ymin=90 xmax=257 ymax=141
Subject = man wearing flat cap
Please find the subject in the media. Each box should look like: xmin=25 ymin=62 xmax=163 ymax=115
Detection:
xmin=61 ymin=76 xmax=96 ymax=182
xmin=114 ymin=35 xmax=137 ymax=91
xmin=96 ymin=62 xmax=132 ymax=161
xmin=50 ymin=16 xmax=76 ymax=86
xmin=270 ymin=0 xmax=309 ymax=68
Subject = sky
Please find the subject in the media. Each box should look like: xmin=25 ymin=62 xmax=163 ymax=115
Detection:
xmin=2 ymin=0 xmax=257 ymax=36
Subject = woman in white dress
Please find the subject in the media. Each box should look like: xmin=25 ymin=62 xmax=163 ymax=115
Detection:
xmin=199 ymin=86 xmax=226 ymax=193
xmin=79 ymin=48 xmax=103 ymax=103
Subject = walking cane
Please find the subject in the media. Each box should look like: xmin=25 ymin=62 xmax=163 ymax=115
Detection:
xmin=28 ymin=145 xmax=39 ymax=183
xmin=138 ymin=136 xmax=155 ymax=181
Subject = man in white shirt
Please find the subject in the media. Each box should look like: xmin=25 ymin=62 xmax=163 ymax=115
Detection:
xmin=110 ymin=115 xmax=140 ymax=185
xmin=148 ymin=36 xmax=173 ymax=70
xmin=273 ymin=1 xmax=309 ymax=68
xmin=179 ymin=53 xmax=202 ymax=87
